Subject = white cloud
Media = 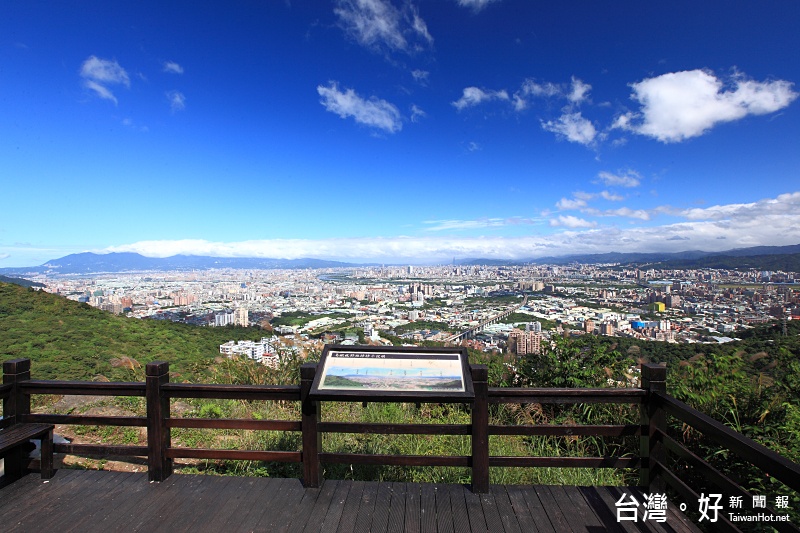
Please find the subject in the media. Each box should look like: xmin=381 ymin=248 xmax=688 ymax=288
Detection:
xmin=411 ymin=69 xmax=429 ymax=84
xmin=556 ymin=197 xmax=587 ymax=210
xmin=80 ymin=56 xmax=130 ymax=104
xmin=167 ymin=91 xmax=186 ymax=112
xmin=605 ymin=207 xmax=650 ymax=220
xmin=614 ymin=69 xmax=798 ymax=142
xmin=423 ymin=218 xmax=507 ymax=231
xmin=334 ymin=0 xmax=433 ymax=54
xmin=162 ymin=61 xmax=184 ymax=74
xmin=549 ymin=215 xmax=596 ymax=228
xmin=456 ymin=0 xmax=501 ymax=12
xmin=467 ymin=141 xmax=481 ymax=152
xmin=541 ymin=112 xmax=597 ymax=145
xmin=678 ymin=192 xmax=800 ymax=222
xmin=0 ymin=253 xmax=10 ymax=260
xmin=410 ymin=104 xmax=426 ymax=123
xmin=318 ymin=81 xmax=402 ymax=133
xmin=99 ymin=192 xmax=800 ymax=261
xmin=452 ymin=87 xmax=509 ymax=110
xmin=600 ymin=191 xmax=624 ymax=201
xmin=513 ymin=79 xmax=561 ymax=110
xmin=596 ymin=170 xmax=641 ymax=188
xmin=568 ymin=76 xmax=591 ymax=104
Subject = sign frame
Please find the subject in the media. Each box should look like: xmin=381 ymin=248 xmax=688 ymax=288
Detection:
xmin=308 ymin=344 xmax=475 ymax=402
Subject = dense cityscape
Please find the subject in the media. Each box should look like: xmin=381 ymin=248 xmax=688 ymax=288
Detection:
xmin=25 ymin=262 xmax=800 ymax=363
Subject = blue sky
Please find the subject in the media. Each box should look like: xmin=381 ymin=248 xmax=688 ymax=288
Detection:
xmin=2 ymin=1 xmax=800 ymax=267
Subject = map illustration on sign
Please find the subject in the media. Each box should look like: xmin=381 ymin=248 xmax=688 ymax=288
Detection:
xmin=318 ymin=350 xmax=466 ymax=393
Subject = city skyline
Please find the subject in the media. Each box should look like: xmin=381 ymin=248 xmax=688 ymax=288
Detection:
xmin=2 ymin=1 xmax=800 ymax=267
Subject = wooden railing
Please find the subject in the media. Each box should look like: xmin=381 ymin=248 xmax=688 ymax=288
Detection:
xmin=648 ymin=392 xmax=800 ymax=533
xmin=3 ymin=357 xmax=799 ymax=520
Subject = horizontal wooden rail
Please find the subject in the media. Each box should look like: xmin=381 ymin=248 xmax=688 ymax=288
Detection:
xmin=0 ymin=382 xmax=12 ymax=399
xmin=54 ymin=443 xmax=148 ymax=457
xmin=161 ymin=382 xmax=300 ymax=401
xmin=23 ymin=414 xmax=147 ymax=427
xmin=318 ymin=422 xmax=470 ymax=435
xmin=165 ymin=447 xmax=301 ymax=463
xmin=167 ymin=418 xmax=301 ymax=431
xmin=21 ymin=380 xmax=146 ymax=397
xmin=489 ymin=456 xmax=640 ymax=469
xmin=320 ymin=452 xmax=470 ymax=468
xmin=488 ymin=387 xmax=646 ymax=404
xmin=489 ymin=424 xmax=640 ymax=437
xmin=655 ymin=392 xmax=800 ymax=493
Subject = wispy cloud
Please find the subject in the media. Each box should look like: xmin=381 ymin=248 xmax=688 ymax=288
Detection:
xmin=513 ymin=76 xmax=590 ymax=111
xmin=549 ymin=215 xmax=597 ymax=228
xmin=80 ymin=56 xmax=130 ymax=105
xmin=452 ymin=87 xmax=509 ymax=110
xmin=456 ymin=0 xmax=501 ymax=12
xmin=410 ymin=104 xmax=426 ymax=123
xmin=423 ymin=216 xmax=540 ymax=231
xmin=411 ymin=69 xmax=429 ymax=85
xmin=587 ymin=207 xmax=651 ymax=220
xmin=166 ymin=90 xmax=186 ymax=112
xmin=318 ymin=81 xmax=402 ymax=133
xmin=556 ymin=197 xmax=587 ymax=210
xmin=162 ymin=61 xmax=184 ymax=74
xmin=595 ymin=170 xmax=641 ymax=188
xmin=101 ymin=192 xmax=800 ymax=261
xmin=334 ymin=0 xmax=433 ymax=54
xmin=613 ymin=69 xmax=798 ymax=142
xmin=541 ymin=112 xmax=597 ymax=145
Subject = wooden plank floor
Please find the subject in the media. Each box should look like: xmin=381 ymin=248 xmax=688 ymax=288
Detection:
xmin=0 ymin=470 xmax=702 ymax=532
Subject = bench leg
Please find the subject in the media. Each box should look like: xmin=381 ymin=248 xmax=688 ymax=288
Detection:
xmin=40 ymin=430 xmax=53 ymax=479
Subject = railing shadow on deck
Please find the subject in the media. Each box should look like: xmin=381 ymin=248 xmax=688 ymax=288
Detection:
xmin=3 ymin=358 xmax=800 ymax=532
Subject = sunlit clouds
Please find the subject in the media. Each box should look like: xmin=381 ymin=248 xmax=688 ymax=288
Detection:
xmin=101 ymin=192 xmax=800 ymax=261
xmin=80 ymin=56 xmax=130 ymax=105
xmin=318 ymin=82 xmax=402 ymax=133
xmin=334 ymin=0 xmax=433 ymax=54
xmin=614 ymin=69 xmax=798 ymax=142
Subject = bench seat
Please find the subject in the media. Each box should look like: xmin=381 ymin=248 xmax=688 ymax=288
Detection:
xmin=0 ymin=422 xmax=54 ymax=479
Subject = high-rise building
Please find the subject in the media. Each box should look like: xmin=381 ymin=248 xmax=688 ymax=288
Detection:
xmin=507 ymin=328 xmax=542 ymax=355
xmin=234 ymin=307 xmax=249 ymax=327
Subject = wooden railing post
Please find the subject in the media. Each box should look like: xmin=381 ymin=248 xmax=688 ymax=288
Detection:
xmin=301 ymin=363 xmax=322 ymax=488
xmin=2 ymin=359 xmax=32 ymax=479
xmin=471 ymin=364 xmax=489 ymax=493
xmin=640 ymin=363 xmax=666 ymax=491
xmin=146 ymin=361 xmax=172 ymax=482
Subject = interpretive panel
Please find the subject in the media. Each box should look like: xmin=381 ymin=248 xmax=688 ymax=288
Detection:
xmin=309 ymin=345 xmax=474 ymax=401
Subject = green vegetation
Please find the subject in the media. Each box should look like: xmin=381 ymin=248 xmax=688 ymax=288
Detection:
xmin=0 ymin=282 xmax=263 ymax=380
xmin=392 ymin=320 xmax=452 ymax=334
xmin=495 ymin=313 xmax=557 ymax=330
xmin=322 ymin=375 xmax=363 ymax=388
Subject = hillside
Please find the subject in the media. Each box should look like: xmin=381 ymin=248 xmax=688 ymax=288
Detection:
xmin=0 ymin=282 xmax=263 ymax=380
xmin=658 ymin=252 xmax=800 ymax=272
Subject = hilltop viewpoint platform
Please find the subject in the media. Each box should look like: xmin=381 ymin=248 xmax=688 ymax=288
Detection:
xmin=1 ymin=469 xmax=700 ymax=532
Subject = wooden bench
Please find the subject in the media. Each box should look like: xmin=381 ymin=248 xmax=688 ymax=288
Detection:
xmin=0 ymin=423 xmax=54 ymax=479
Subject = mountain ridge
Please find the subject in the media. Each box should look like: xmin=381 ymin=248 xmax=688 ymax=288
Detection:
xmin=2 ymin=243 xmax=800 ymax=275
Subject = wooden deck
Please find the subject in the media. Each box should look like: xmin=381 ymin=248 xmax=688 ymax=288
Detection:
xmin=0 ymin=469 xmax=701 ymax=532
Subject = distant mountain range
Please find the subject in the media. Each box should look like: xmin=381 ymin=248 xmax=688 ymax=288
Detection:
xmin=0 ymin=252 xmax=361 ymax=275
xmin=460 ymin=244 xmax=800 ymax=271
xmin=1 ymin=244 xmax=799 ymax=276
